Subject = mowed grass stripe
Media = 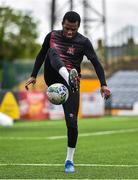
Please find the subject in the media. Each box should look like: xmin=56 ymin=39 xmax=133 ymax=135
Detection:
xmin=0 ymin=128 xmax=138 ymax=140
xmin=0 ymin=117 xmax=138 ymax=179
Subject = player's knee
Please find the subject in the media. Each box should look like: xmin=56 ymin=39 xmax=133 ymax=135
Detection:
xmin=66 ymin=115 xmax=78 ymax=128
xmin=68 ymin=122 xmax=78 ymax=129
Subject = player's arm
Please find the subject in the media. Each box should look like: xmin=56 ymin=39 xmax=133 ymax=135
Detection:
xmin=25 ymin=33 xmax=51 ymax=90
xmin=84 ymin=38 xmax=110 ymax=99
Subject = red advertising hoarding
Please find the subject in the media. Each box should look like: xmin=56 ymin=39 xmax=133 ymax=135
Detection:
xmin=18 ymin=91 xmax=49 ymax=120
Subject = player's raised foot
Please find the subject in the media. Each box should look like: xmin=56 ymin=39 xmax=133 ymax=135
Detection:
xmin=65 ymin=160 xmax=75 ymax=173
xmin=69 ymin=68 xmax=79 ymax=92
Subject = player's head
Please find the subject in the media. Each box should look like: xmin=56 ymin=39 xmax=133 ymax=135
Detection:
xmin=62 ymin=11 xmax=81 ymax=39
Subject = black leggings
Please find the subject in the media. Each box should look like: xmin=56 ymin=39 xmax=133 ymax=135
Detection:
xmin=44 ymin=48 xmax=79 ymax=148
xmin=63 ymin=90 xmax=79 ymax=148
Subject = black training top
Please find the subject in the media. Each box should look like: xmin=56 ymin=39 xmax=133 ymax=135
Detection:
xmin=31 ymin=30 xmax=107 ymax=86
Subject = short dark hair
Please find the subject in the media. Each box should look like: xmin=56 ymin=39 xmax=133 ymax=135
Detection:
xmin=62 ymin=11 xmax=81 ymax=27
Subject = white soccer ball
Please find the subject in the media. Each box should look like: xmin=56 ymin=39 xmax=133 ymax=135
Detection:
xmin=47 ymin=83 xmax=69 ymax=105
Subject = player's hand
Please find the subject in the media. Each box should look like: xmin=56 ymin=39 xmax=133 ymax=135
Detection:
xmin=100 ymin=86 xmax=111 ymax=100
xmin=25 ymin=77 xmax=36 ymax=90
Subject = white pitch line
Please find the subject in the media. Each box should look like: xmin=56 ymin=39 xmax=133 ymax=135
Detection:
xmin=48 ymin=128 xmax=138 ymax=140
xmin=0 ymin=128 xmax=138 ymax=140
xmin=0 ymin=163 xmax=138 ymax=167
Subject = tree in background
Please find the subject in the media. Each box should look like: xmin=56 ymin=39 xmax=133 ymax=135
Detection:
xmin=0 ymin=6 xmax=41 ymax=61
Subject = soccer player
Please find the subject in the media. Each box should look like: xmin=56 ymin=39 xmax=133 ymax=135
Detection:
xmin=25 ymin=11 xmax=110 ymax=173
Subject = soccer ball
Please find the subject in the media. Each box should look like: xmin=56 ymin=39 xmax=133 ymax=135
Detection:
xmin=47 ymin=83 xmax=69 ymax=105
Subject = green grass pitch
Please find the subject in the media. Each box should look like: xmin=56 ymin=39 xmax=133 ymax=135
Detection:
xmin=0 ymin=116 xmax=138 ymax=179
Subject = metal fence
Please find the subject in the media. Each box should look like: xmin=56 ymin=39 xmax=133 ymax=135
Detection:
xmin=2 ymin=61 xmax=43 ymax=89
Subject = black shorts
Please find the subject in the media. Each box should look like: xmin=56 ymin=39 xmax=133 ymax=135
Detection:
xmin=44 ymin=56 xmax=67 ymax=86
